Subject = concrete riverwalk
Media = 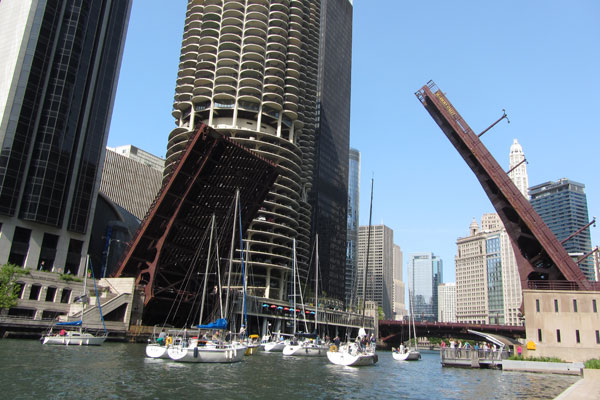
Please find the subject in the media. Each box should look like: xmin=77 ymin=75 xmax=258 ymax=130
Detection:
xmin=554 ymin=369 xmax=600 ymax=400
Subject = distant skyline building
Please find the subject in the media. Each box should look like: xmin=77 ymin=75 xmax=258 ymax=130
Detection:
xmin=407 ymin=252 xmax=442 ymax=322
xmin=100 ymin=146 xmax=163 ymax=221
xmin=508 ymin=139 xmax=529 ymax=199
xmin=437 ymin=282 xmax=456 ymax=323
xmin=455 ymin=215 xmax=523 ymax=325
xmin=529 ymin=179 xmax=594 ymax=280
xmin=357 ymin=224 xmax=394 ymax=319
xmin=0 ymin=0 xmax=132 ymax=275
xmin=392 ymin=244 xmax=407 ymax=320
xmin=164 ymin=0 xmax=353 ymax=303
xmin=346 ymin=148 xmax=360 ymax=307
xmin=108 ymin=145 xmax=164 ymax=172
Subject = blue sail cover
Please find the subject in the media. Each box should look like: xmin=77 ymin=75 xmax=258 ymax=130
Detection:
xmin=196 ymin=318 xmax=228 ymax=330
xmin=56 ymin=320 xmax=82 ymax=326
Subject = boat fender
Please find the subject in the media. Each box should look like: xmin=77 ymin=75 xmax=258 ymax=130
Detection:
xmin=194 ymin=347 xmax=199 ymax=358
xmin=166 ymin=336 xmax=172 ymax=346
xmin=330 ymin=344 xmax=338 ymax=352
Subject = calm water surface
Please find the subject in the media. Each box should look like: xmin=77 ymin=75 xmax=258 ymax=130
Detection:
xmin=0 ymin=340 xmax=578 ymax=399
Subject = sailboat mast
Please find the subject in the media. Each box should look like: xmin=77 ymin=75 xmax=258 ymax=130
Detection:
xmin=239 ymin=194 xmax=247 ymax=333
xmin=292 ymin=238 xmax=297 ymax=335
xmin=81 ymin=255 xmax=89 ymax=334
xmin=361 ymin=178 xmax=374 ymax=328
xmin=315 ymin=234 xmax=319 ymax=334
xmin=224 ymin=189 xmax=239 ymax=318
xmin=199 ymin=214 xmax=216 ymax=326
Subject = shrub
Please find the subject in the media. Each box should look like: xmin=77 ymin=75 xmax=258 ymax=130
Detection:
xmin=584 ymin=359 xmax=600 ymax=369
xmin=508 ymin=355 xmax=565 ymax=362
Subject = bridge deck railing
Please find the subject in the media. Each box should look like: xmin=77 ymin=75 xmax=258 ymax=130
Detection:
xmin=441 ymin=348 xmax=509 ymax=363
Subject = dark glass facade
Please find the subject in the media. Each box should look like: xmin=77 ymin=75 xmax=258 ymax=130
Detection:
xmin=0 ymin=0 xmax=131 ymax=275
xmin=345 ymin=148 xmax=360 ymax=306
xmin=529 ymin=179 xmax=594 ymax=280
xmin=310 ymin=0 xmax=353 ymax=304
xmin=0 ymin=0 xmax=131 ymax=233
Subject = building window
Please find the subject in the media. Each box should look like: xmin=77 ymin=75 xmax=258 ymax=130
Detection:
xmin=538 ymin=329 xmax=543 ymax=342
xmin=554 ymin=299 xmax=559 ymax=312
xmin=594 ymin=299 xmax=598 ymax=313
xmin=60 ymin=289 xmax=71 ymax=304
xmin=573 ymin=299 xmax=578 ymax=312
xmin=29 ymin=284 xmax=41 ymax=300
xmin=556 ymin=329 xmax=561 ymax=343
xmin=45 ymin=287 xmax=57 ymax=302
xmin=576 ymin=330 xmax=580 ymax=343
xmin=536 ymin=299 xmax=540 ymax=312
xmin=596 ymin=330 xmax=599 ymax=344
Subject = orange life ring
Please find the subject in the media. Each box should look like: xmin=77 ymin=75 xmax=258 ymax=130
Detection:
xmin=330 ymin=344 xmax=338 ymax=352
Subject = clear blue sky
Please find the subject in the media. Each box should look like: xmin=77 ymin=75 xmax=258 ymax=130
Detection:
xmin=109 ymin=0 xmax=600 ymax=284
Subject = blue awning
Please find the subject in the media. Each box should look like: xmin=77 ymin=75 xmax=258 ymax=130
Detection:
xmin=56 ymin=320 xmax=82 ymax=326
xmin=196 ymin=318 xmax=228 ymax=330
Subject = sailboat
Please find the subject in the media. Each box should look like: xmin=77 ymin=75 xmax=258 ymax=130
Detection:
xmin=327 ymin=178 xmax=378 ymax=366
xmin=282 ymin=236 xmax=328 ymax=357
xmin=167 ymin=193 xmax=247 ymax=363
xmin=392 ymin=289 xmax=421 ymax=361
xmin=41 ymin=256 xmax=107 ymax=346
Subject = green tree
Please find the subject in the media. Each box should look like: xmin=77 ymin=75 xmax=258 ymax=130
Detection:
xmin=0 ymin=263 xmax=28 ymax=309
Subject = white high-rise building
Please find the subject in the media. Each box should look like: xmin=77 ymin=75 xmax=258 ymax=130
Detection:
xmin=508 ymin=139 xmax=529 ymax=199
xmin=392 ymin=244 xmax=407 ymax=320
xmin=456 ymin=219 xmax=488 ymax=324
xmin=357 ymin=225 xmax=394 ymax=319
xmin=438 ymin=282 xmax=456 ymax=322
xmin=455 ymin=215 xmax=523 ymax=325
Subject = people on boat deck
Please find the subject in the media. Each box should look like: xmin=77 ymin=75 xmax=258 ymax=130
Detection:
xmin=334 ymin=335 xmax=340 ymax=349
xmin=59 ymin=329 xmax=66 ymax=336
xmin=399 ymin=344 xmax=405 ymax=354
xmin=464 ymin=342 xmax=471 ymax=350
xmin=157 ymin=329 xmax=166 ymax=345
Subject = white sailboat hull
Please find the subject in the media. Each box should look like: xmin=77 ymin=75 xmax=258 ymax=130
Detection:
xmin=392 ymin=349 xmax=421 ymax=361
xmin=41 ymin=332 xmax=106 ymax=346
xmin=282 ymin=342 xmax=328 ymax=357
xmin=327 ymin=345 xmax=378 ymax=366
xmin=167 ymin=343 xmax=246 ymax=363
xmin=262 ymin=341 xmax=286 ymax=352
xmin=145 ymin=343 xmax=170 ymax=358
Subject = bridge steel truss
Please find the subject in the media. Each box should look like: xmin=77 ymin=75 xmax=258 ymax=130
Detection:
xmin=113 ymin=124 xmax=279 ymax=325
xmin=415 ymin=81 xmax=592 ymax=291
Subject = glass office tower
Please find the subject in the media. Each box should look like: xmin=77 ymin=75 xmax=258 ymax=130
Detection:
xmin=345 ymin=147 xmax=360 ymax=307
xmin=407 ymin=253 xmax=443 ymax=322
xmin=530 ymin=179 xmax=594 ymax=280
xmin=0 ymin=0 xmax=132 ymax=275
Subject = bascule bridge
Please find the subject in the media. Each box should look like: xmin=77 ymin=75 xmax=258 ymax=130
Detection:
xmin=380 ymin=82 xmax=599 ymax=362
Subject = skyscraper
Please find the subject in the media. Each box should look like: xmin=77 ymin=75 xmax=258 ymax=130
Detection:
xmin=392 ymin=244 xmax=406 ymax=320
xmin=0 ymin=0 xmax=132 ymax=275
xmin=346 ymin=147 xmax=360 ymax=307
xmin=357 ymin=224 xmax=393 ymax=318
xmin=508 ymin=139 xmax=529 ymax=199
xmin=407 ymin=252 xmax=442 ymax=322
xmin=437 ymin=282 xmax=456 ymax=323
xmin=309 ymin=0 xmax=353 ymax=305
xmin=165 ymin=0 xmax=353 ymax=303
xmin=455 ymin=214 xmax=523 ymax=325
xmin=530 ymin=179 xmax=594 ymax=280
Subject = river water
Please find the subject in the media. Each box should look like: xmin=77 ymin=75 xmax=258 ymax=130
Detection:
xmin=0 ymin=339 xmax=578 ymax=399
